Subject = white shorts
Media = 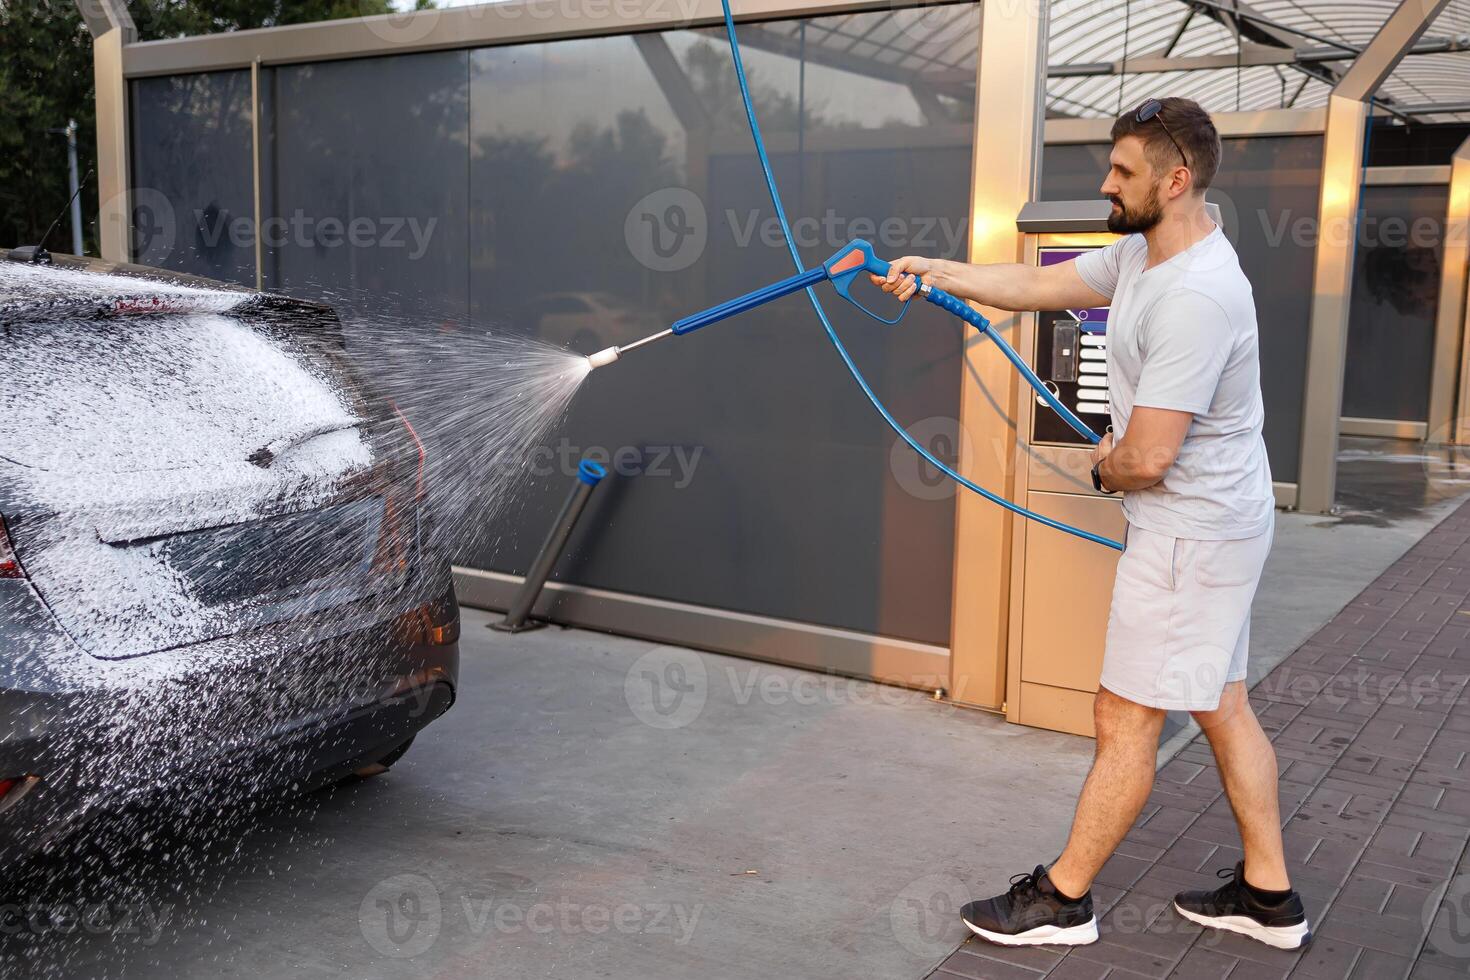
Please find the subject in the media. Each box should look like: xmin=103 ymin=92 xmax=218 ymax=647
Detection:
xmin=1100 ymin=520 xmax=1273 ymax=711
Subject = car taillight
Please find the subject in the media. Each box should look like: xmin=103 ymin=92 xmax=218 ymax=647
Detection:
xmin=391 ymin=402 xmax=426 ymax=502
xmin=0 ymin=775 xmax=41 ymax=816
xmin=371 ymin=402 xmax=427 ymax=577
xmin=0 ymin=516 xmax=23 ymax=579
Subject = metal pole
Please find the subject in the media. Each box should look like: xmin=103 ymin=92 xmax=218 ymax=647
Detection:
xmin=251 ymin=58 xmax=264 ymax=291
xmin=492 ymin=459 xmax=608 ymax=633
xmin=65 ymin=119 xmax=83 ymax=256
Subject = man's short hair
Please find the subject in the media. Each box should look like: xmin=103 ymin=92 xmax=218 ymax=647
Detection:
xmin=1110 ymin=98 xmax=1222 ymax=192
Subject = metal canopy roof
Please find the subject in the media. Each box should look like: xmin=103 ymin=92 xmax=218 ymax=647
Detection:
xmin=740 ymin=0 xmax=1470 ymax=123
xmin=1047 ymin=0 xmax=1470 ymax=122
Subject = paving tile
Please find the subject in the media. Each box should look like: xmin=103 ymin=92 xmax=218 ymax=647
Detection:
xmin=940 ymin=946 xmax=1053 ymax=979
xmin=1291 ymin=937 xmax=1366 ymax=977
xmin=1318 ymin=904 xmax=1430 ymax=958
xmin=1038 ymin=959 xmax=1121 ymax=980
xmin=1066 ymin=937 xmax=1180 ymax=978
xmin=1383 ymin=801 xmax=1470 ymax=838
xmin=1126 ymin=864 xmax=1217 ymax=901
xmin=1354 ymin=859 xmax=1451 ymax=890
xmin=1192 ymin=928 xmax=1304 ymax=969
xmin=1139 ymin=805 xmax=1198 ymax=837
xmin=1157 ymin=837 xmax=1220 ymax=874
xmin=1181 ymin=815 xmax=1244 ymax=848
xmin=1094 ymin=852 xmax=1154 ymax=890
xmin=1409 ymin=960 xmax=1470 ymax=980
xmin=1348 ymin=948 xmax=1415 ymax=980
xmin=934 ymin=967 xmax=1039 ymax=980
xmin=1334 ymin=872 xmax=1394 ymax=913
xmin=1383 ymin=880 xmax=1442 ymax=920
xmin=1169 ymin=945 xmax=1251 ymax=979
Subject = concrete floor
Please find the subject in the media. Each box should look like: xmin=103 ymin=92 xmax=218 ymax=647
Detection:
xmin=5 ymin=610 xmax=1098 ymax=980
xmin=4 ymin=437 xmax=1465 ymax=980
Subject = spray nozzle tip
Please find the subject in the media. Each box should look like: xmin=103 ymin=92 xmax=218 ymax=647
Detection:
xmin=587 ymin=346 xmax=620 ymax=370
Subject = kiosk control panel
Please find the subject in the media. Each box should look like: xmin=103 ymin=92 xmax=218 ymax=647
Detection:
xmin=1032 ymin=249 xmax=1111 ymax=446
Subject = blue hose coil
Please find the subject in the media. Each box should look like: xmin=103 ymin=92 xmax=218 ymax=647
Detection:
xmin=716 ymin=1 xmax=1124 ymax=552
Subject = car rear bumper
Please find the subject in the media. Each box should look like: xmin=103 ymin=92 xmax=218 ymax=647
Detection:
xmin=0 ymin=577 xmax=460 ymax=861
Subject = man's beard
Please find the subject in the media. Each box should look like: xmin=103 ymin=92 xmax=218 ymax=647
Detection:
xmin=1106 ymin=186 xmax=1164 ymax=234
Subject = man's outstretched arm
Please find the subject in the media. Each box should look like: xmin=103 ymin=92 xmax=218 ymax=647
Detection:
xmin=869 ymin=256 xmax=1110 ymax=313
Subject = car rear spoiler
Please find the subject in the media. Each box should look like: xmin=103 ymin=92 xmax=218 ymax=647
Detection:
xmin=0 ymin=251 xmax=340 ymax=330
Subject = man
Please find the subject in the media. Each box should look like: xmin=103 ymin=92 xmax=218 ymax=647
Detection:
xmin=873 ymin=98 xmax=1310 ymax=950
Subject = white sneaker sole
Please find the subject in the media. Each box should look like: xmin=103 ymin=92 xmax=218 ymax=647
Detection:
xmin=963 ymin=915 xmax=1099 ymax=947
xmin=1172 ymin=902 xmax=1312 ymax=949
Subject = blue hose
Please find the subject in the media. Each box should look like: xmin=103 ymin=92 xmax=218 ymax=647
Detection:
xmin=716 ymin=2 xmax=1125 ymax=552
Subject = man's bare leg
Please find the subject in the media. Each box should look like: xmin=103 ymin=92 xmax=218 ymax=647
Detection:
xmin=1046 ymin=687 xmax=1167 ymax=898
xmin=1191 ymin=680 xmax=1290 ymax=890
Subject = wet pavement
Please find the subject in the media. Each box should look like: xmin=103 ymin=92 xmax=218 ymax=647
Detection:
xmin=1333 ymin=436 xmax=1470 ymax=528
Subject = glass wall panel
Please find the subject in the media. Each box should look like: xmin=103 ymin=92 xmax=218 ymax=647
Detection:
xmin=465 ymin=10 xmax=977 ymax=644
xmin=263 ymin=51 xmax=471 ymax=318
xmin=1041 ymin=135 xmax=1323 ymax=483
xmin=129 ymin=71 xmax=256 ymax=285
xmin=1343 ymin=183 xmax=1449 ymax=423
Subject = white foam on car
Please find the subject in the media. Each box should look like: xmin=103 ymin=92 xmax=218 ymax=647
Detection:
xmin=3 ymin=302 xmax=370 ymax=675
xmin=0 ymin=262 xmax=596 ymax=872
xmin=0 ymin=260 xmax=251 ymax=318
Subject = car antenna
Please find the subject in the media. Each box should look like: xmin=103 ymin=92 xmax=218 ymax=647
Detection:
xmin=7 ymin=167 xmax=94 ymax=266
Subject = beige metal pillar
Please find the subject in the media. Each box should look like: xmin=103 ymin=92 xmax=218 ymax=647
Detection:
xmin=77 ymin=0 xmax=136 ymax=263
xmin=948 ymin=0 xmax=1049 ymax=709
xmin=1297 ymin=0 xmax=1452 ymax=513
xmin=1442 ymin=137 xmax=1470 ymax=443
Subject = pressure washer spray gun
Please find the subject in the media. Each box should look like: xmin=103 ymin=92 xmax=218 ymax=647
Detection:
xmin=583 ymin=237 xmax=1123 ymax=552
xmin=585 ymin=237 xmax=1101 ymax=449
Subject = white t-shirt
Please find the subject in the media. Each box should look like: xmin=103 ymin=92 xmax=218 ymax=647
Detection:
xmin=1075 ymin=225 xmax=1274 ymax=540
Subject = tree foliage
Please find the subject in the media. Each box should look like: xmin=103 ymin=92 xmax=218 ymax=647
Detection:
xmin=0 ymin=0 xmax=429 ymax=254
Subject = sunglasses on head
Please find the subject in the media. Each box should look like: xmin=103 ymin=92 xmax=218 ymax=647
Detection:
xmin=1135 ymin=98 xmax=1189 ymax=170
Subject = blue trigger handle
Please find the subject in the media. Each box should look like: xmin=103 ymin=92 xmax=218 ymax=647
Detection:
xmin=822 ymin=239 xmax=911 ymax=326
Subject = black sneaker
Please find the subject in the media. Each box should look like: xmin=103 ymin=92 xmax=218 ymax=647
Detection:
xmin=960 ymin=865 xmax=1098 ymax=946
xmin=1172 ymin=862 xmax=1312 ymax=949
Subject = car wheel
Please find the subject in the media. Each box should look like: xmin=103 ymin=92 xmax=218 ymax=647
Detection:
xmin=351 ymin=734 xmax=416 ymax=779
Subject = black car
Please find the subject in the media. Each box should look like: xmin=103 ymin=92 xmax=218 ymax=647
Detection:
xmin=0 ymin=251 xmax=460 ymax=858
